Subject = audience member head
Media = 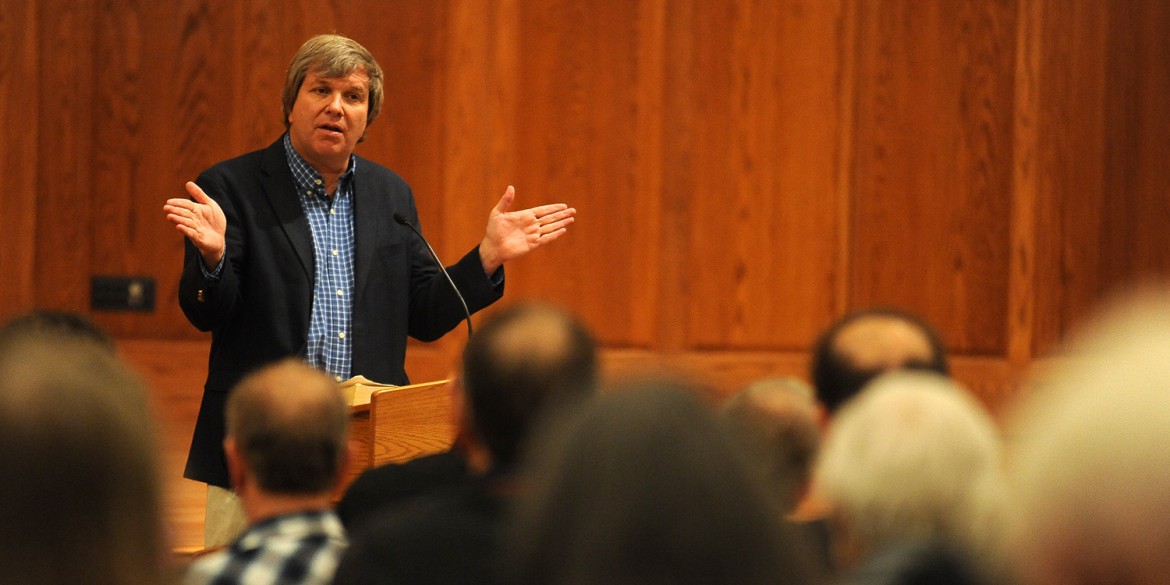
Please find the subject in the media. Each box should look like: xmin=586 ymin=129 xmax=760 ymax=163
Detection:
xmin=505 ymin=377 xmax=819 ymax=585
xmin=460 ymin=302 xmax=597 ymax=473
xmin=810 ymin=307 xmax=948 ymax=414
xmin=282 ymin=33 xmax=385 ymax=135
xmin=721 ymin=376 xmax=821 ymax=514
xmin=225 ymin=359 xmax=349 ymax=500
xmin=841 ymin=541 xmax=987 ymax=585
xmin=1006 ymin=287 xmax=1170 ymax=585
xmin=813 ymin=371 xmax=1003 ymax=571
xmin=0 ymin=309 xmax=115 ymax=352
xmin=0 ymin=331 xmax=168 ymax=585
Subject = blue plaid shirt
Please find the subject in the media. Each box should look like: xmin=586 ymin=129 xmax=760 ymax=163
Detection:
xmin=284 ymin=134 xmax=356 ymax=381
xmin=185 ymin=509 xmax=347 ymax=585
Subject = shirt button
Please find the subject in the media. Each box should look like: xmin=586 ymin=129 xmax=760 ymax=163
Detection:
xmin=330 ymin=208 xmax=336 ymax=215
xmin=305 ymin=190 xmax=313 ymax=196
xmin=332 ymin=249 xmax=339 ymax=256
xmin=336 ymin=289 xmax=344 ymax=296
xmin=315 ymin=179 xmax=323 ymax=185
xmin=335 ymin=375 xmax=343 ymax=382
xmin=338 ymin=332 xmax=346 ymax=339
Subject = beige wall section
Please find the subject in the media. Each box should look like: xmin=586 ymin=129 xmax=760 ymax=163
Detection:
xmin=5 ymin=0 xmax=1170 ymax=548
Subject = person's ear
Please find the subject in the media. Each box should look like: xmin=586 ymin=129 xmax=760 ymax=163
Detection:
xmin=332 ymin=442 xmax=355 ymax=493
xmin=224 ymin=437 xmax=247 ymax=492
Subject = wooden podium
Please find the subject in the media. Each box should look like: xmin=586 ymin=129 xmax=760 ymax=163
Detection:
xmin=338 ymin=377 xmax=458 ymax=494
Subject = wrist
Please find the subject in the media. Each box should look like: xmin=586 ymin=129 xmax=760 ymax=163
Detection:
xmin=202 ymin=244 xmax=225 ymax=267
xmin=478 ymin=239 xmax=502 ymax=274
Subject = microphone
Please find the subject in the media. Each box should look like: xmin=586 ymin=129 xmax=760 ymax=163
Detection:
xmin=394 ymin=212 xmax=474 ymax=337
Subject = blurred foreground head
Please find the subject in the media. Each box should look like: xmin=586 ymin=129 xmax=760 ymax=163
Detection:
xmin=226 ymin=358 xmax=349 ymax=496
xmin=461 ymin=302 xmax=598 ymax=472
xmin=505 ymin=377 xmax=820 ymax=585
xmin=814 ymin=371 xmax=1003 ymax=570
xmin=721 ymin=376 xmax=821 ymax=514
xmin=1007 ymin=286 xmax=1170 ymax=585
xmin=0 ymin=330 xmax=168 ymax=585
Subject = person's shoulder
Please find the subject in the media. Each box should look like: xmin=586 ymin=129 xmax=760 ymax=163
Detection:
xmin=199 ymin=138 xmax=283 ymax=178
xmin=353 ymin=153 xmax=410 ymax=188
xmin=338 ymin=451 xmax=471 ymax=529
xmin=183 ymin=548 xmax=231 ymax=585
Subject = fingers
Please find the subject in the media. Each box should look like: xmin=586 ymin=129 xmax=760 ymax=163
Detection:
xmin=536 ymin=227 xmax=569 ymax=245
xmin=525 ymin=203 xmax=571 ymax=217
xmin=539 ymin=215 xmax=575 ymax=235
xmin=493 ymin=185 xmax=516 ymax=213
xmin=185 ymin=181 xmax=210 ymax=203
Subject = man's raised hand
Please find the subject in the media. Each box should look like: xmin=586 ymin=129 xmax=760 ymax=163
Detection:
xmin=164 ymin=182 xmax=227 ymax=267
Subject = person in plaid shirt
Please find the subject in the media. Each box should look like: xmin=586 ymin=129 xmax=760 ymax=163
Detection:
xmin=186 ymin=360 xmax=350 ymax=585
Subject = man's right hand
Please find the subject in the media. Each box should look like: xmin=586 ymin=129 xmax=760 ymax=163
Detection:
xmin=164 ymin=181 xmax=227 ymax=267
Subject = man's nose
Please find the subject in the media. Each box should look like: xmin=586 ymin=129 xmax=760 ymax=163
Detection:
xmin=325 ymin=93 xmax=344 ymax=114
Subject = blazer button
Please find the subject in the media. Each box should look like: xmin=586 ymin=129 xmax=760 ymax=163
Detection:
xmin=197 ymin=289 xmax=206 ymax=303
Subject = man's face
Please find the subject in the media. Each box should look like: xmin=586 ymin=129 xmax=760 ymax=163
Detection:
xmin=287 ymin=67 xmax=370 ymax=176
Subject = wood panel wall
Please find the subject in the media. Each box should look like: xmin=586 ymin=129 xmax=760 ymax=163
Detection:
xmin=3 ymin=0 xmax=1170 ymax=548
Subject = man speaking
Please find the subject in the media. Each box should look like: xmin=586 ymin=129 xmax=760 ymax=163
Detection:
xmin=164 ymin=33 xmax=575 ymax=546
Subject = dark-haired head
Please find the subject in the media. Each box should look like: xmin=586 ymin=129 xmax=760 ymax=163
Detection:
xmin=461 ymin=302 xmax=597 ymax=473
xmin=505 ymin=377 xmax=821 ymax=585
xmin=810 ymin=307 xmax=948 ymax=414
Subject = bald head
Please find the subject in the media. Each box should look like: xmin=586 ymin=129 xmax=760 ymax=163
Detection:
xmin=811 ymin=308 xmax=948 ymax=414
xmin=227 ymin=359 xmax=348 ymax=494
xmin=462 ymin=303 xmax=597 ymax=471
xmin=721 ymin=377 xmax=821 ymax=513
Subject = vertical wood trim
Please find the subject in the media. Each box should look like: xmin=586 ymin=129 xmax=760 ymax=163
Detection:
xmin=834 ymin=0 xmax=858 ymax=317
xmin=639 ymin=0 xmax=668 ymax=348
xmin=1008 ymin=0 xmax=1041 ymax=365
xmin=659 ymin=2 xmax=694 ymax=352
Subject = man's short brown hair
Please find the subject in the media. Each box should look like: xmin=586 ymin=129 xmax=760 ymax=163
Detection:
xmin=281 ymin=34 xmax=384 ymax=136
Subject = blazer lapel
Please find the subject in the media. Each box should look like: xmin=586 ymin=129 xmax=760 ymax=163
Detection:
xmin=260 ymin=139 xmax=314 ymax=279
xmin=352 ymin=156 xmax=386 ymax=301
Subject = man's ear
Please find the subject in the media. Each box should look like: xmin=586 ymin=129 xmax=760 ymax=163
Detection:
xmin=332 ymin=441 xmax=355 ymax=494
xmin=815 ymin=402 xmax=831 ymax=434
xmin=450 ymin=376 xmax=492 ymax=474
xmin=224 ymin=437 xmax=247 ymax=492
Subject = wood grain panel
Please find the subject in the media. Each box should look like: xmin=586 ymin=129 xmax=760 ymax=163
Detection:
xmin=852 ymin=0 xmax=1017 ymax=356
xmin=89 ymin=0 xmax=242 ymax=339
xmin=1027 ymin=0 xmax=1108 ymax=354
xmin=437 ymin=0 xmax=500 ymax=274
xmin=352 ymin=1 xmax=447 ymax=245
xmin=0 ymin=0 xmax=38 ymax=320
xmin=34 ymin=0 xmax=96 ymax=314
xmin=119 ymin=339 xmax=211 ymax=551
xmin=503 ymin=0 xmax=663 ymax=347
xmin=1099 ymin=0 xmax=1170 ymax=289
xmin=684 ymin=0 xmax=851 ymax=351
xmin=1007 ymin=0 xmax=1041 ymax=365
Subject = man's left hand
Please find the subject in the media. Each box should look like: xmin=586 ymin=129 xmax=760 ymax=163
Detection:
xmin=478 ymin=185 xmax=576 ymax=274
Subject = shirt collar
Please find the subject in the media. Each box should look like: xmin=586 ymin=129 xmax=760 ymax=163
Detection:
xmin=234 ymin=509 xmax=346 ymax=552
xmin=282 ymin=133 xmax=357 ymax=195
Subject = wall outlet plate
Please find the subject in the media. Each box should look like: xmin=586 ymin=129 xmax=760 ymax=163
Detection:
xmin=91 ymin=275 xmax=155 ymax=312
